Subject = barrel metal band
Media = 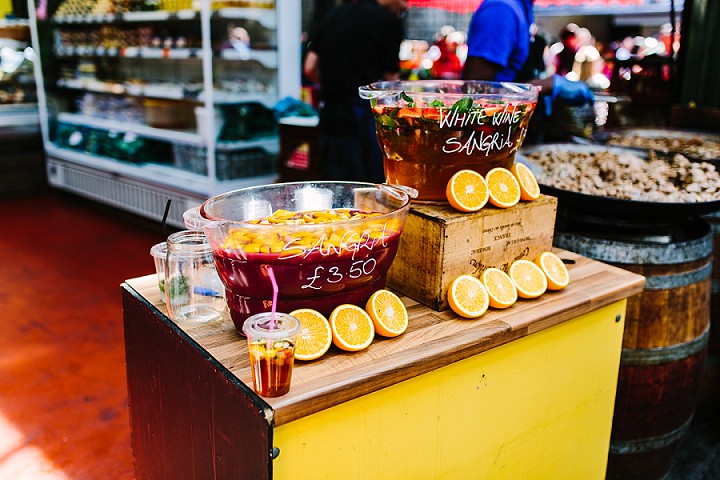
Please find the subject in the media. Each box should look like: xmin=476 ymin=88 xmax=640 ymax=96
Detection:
xmin=553 ymin=231 xmax=712 ymax=265
xmin=643 ymin=262 xmax=712 ymax=290
xmin=609 ymin=418 xmax=693 ymax=454
xmin=620 ymin=327 xmax=709 ymax=365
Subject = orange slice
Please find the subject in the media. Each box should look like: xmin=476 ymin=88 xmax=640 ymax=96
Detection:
xmin=365 ymin=289 xmax=409 ymax=337
xmin=535 ymin=251 xmax=570 ymax=290
xmin=289 ymin=308 xmax=333 ymax=361
xmin=329 ymin=304 xmax=375 ymax=351
xmin=485 ymin=167 xmax=521 ymax=208
xmin=482 ymin=268 xmax=518 ymax=309
xmin=398 ymin=107 xmax=422 ymax=119
xmin=446 ymin=169 xmax=489 ymax=212
xmin=447 ymin=274 xmax=490 ymax=319
xmin=510 ymin=162 xmax=541 ymax=201
xmin=509 ymin=259 xmax=548 ymax=299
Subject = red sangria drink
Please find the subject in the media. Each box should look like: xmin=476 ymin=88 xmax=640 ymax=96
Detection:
xmin=247 ymin=339 xmax=296 ymax=397
xmin=213 ymin=208 xmax=405 ymax=332
xmin=360 ymin=80 xmax=540 ymax=202
xmin=189 ymin=182 xmax=415 ymax=335
xmin=243 ymin=313 xmax=300 ymax=397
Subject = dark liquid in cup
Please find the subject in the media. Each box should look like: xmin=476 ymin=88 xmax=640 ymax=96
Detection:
xmin=248 ymin=340 xmax=295 ymax=397
xmin=373 ymin=102 xmax=536 ymax=201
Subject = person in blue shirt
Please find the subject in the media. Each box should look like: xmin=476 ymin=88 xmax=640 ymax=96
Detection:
xmin=462 ymin=0 xmax=594 ymax=123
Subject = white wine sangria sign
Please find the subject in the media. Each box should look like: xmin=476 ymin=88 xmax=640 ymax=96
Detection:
xmin=439 ymin=102 xmax=529 ymax=157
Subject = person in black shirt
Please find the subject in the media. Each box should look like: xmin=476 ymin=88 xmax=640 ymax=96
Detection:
xmin=304 ymin=0 xmax=407 ymax=183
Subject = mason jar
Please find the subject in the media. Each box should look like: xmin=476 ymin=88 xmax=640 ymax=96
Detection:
xmin=165 ymin=229 xmax=225 ymax=324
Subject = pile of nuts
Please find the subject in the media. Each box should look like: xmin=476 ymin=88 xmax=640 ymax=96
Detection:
xmin=528 ymin=148 xmax=720 ymax=203
xmin=608 ymin=134 xmax=720 ymax=162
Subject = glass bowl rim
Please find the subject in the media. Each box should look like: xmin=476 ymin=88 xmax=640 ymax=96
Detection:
xmin=359 ymin=79 xmax=541 ymax=102
xmin=198 ymin=181 xmax=414 ymax=231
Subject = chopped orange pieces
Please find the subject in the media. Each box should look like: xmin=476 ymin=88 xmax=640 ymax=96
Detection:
xmin=220 ymin=208 xmax=402 ymax=256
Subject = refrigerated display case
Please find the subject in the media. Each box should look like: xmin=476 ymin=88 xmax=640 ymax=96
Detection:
xmin=1 ymin=20 xmax=38 ymax=126
xmin=27 ymin=0 xmax=300 ymax=227
xmin=1 ymin=19 xmax=45 ymax=197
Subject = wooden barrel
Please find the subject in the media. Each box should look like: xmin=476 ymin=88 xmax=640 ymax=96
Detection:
xmin=700 ymin=210 xmax=720 ymax=402
xmin=554 ymin=218 xmax=711 ymax=480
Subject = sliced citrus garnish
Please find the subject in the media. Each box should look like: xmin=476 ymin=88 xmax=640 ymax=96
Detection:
xmin=329 ymin=304 xmax=375 ymax=351
xmin=365 ymin=289 xmax=409 ymax=337
xmin=289 ymin=308 xmax=333 ymax=361
xmin=446 ymin=169 xmax=489 ymax=212
xmin=485 ymin=167 xmax=521 ymax=208
xmin=510 ymin=162 xmax=541 ymax=201
xmin=447 ymin=274 xmax=490 ymax=319
xmin=398 ymin=107 xmax=422 ymax=119
xmin=509 ymin=259 xmax=548 ymax=299
xmin=482 ymin=268 xmax=518 ymax=309
xmin=535 ymin=251 xmax=570 ymax=290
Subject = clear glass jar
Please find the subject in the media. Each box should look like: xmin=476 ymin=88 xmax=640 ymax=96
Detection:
xmin=149 ymin=241 xmax=167 ymax=303
xmin=165 ymin=230 xmax=225 ymax=324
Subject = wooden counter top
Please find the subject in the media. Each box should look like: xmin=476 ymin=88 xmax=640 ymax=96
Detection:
xmin=124 ymin=249 xmax=644 ymax=427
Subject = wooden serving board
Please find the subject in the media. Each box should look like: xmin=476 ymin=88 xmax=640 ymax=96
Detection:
xmin=125 ymin=248 xmax=644 ymax=426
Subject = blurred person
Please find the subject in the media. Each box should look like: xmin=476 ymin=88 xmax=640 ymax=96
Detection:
xmin=303 ymin=0 xmax=407 ymax=183
xmin=399 ymin=40 xmax=422 ymax=72
xmin=575 ymin=27 xmax=594 ymax=49
xmin=462 ymin=0 xmax=594 ymax=132
xmin=555 ymin=23 xmax=578 ymax=76
xmin=569 ymin=40 xmax=611 ymax=90
xmin=518 ymin=23 xmax=549 ymax=83
xmin=430 ymin=26 xmax=464 ymax=79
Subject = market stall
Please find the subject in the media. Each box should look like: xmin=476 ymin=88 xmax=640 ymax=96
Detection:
xmin=121 ymin=76 xmax=639 ymax=478
xmin=119 ymin=72 xmax=717 ymax=480
xmin=122 ymin=248 xmax=644 ymax=479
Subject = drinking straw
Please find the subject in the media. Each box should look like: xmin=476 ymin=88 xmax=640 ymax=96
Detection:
xmin=161 ymin=198 xmax=172 ymax=238
xmin=267 ymin=265 xmax=278 ymax=325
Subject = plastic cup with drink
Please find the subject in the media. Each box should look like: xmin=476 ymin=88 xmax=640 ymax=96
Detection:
xmin=242 ymin=266 xmax=301 ymax=397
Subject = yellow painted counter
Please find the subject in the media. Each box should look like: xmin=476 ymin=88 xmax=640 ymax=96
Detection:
xmin=122 ymin=249 xmax=645 ymax=480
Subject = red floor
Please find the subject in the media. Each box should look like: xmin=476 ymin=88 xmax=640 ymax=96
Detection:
xmin=0 ymin=191 xmax=162 ymax=479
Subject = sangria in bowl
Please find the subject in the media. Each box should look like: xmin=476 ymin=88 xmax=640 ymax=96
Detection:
xmin=359 ymin=80 xmax=540 ymax=202
xmin=185 ymin=182 xmax=416 ymax=334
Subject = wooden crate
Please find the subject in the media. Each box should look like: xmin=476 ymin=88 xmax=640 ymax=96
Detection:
xmin=388 ymin=195 xmax=558 ymax=311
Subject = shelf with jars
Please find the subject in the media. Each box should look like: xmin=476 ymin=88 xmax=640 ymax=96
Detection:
xmin=1 ymin=19 xmax=45 ymax=198
xmin=0 ymin=21 xmax=39 ymax=127
xmin=29 ymin=0 xmax=300 ymax=226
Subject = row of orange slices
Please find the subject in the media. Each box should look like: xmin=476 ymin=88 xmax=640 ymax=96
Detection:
xmin=290 ymin=289 xmax=409 ymax=361
xmin=446 ymin=162 xmax=540 ymax=212
xmin=291 ymin=250 xmax=570 ymax=359
xmin=287 ymin=162 xmax=552 ymax=358
xmin=447 ymin=251 xmax=570 ymax=319
xmin=444 ymin=163 xmax=571 ymax=317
